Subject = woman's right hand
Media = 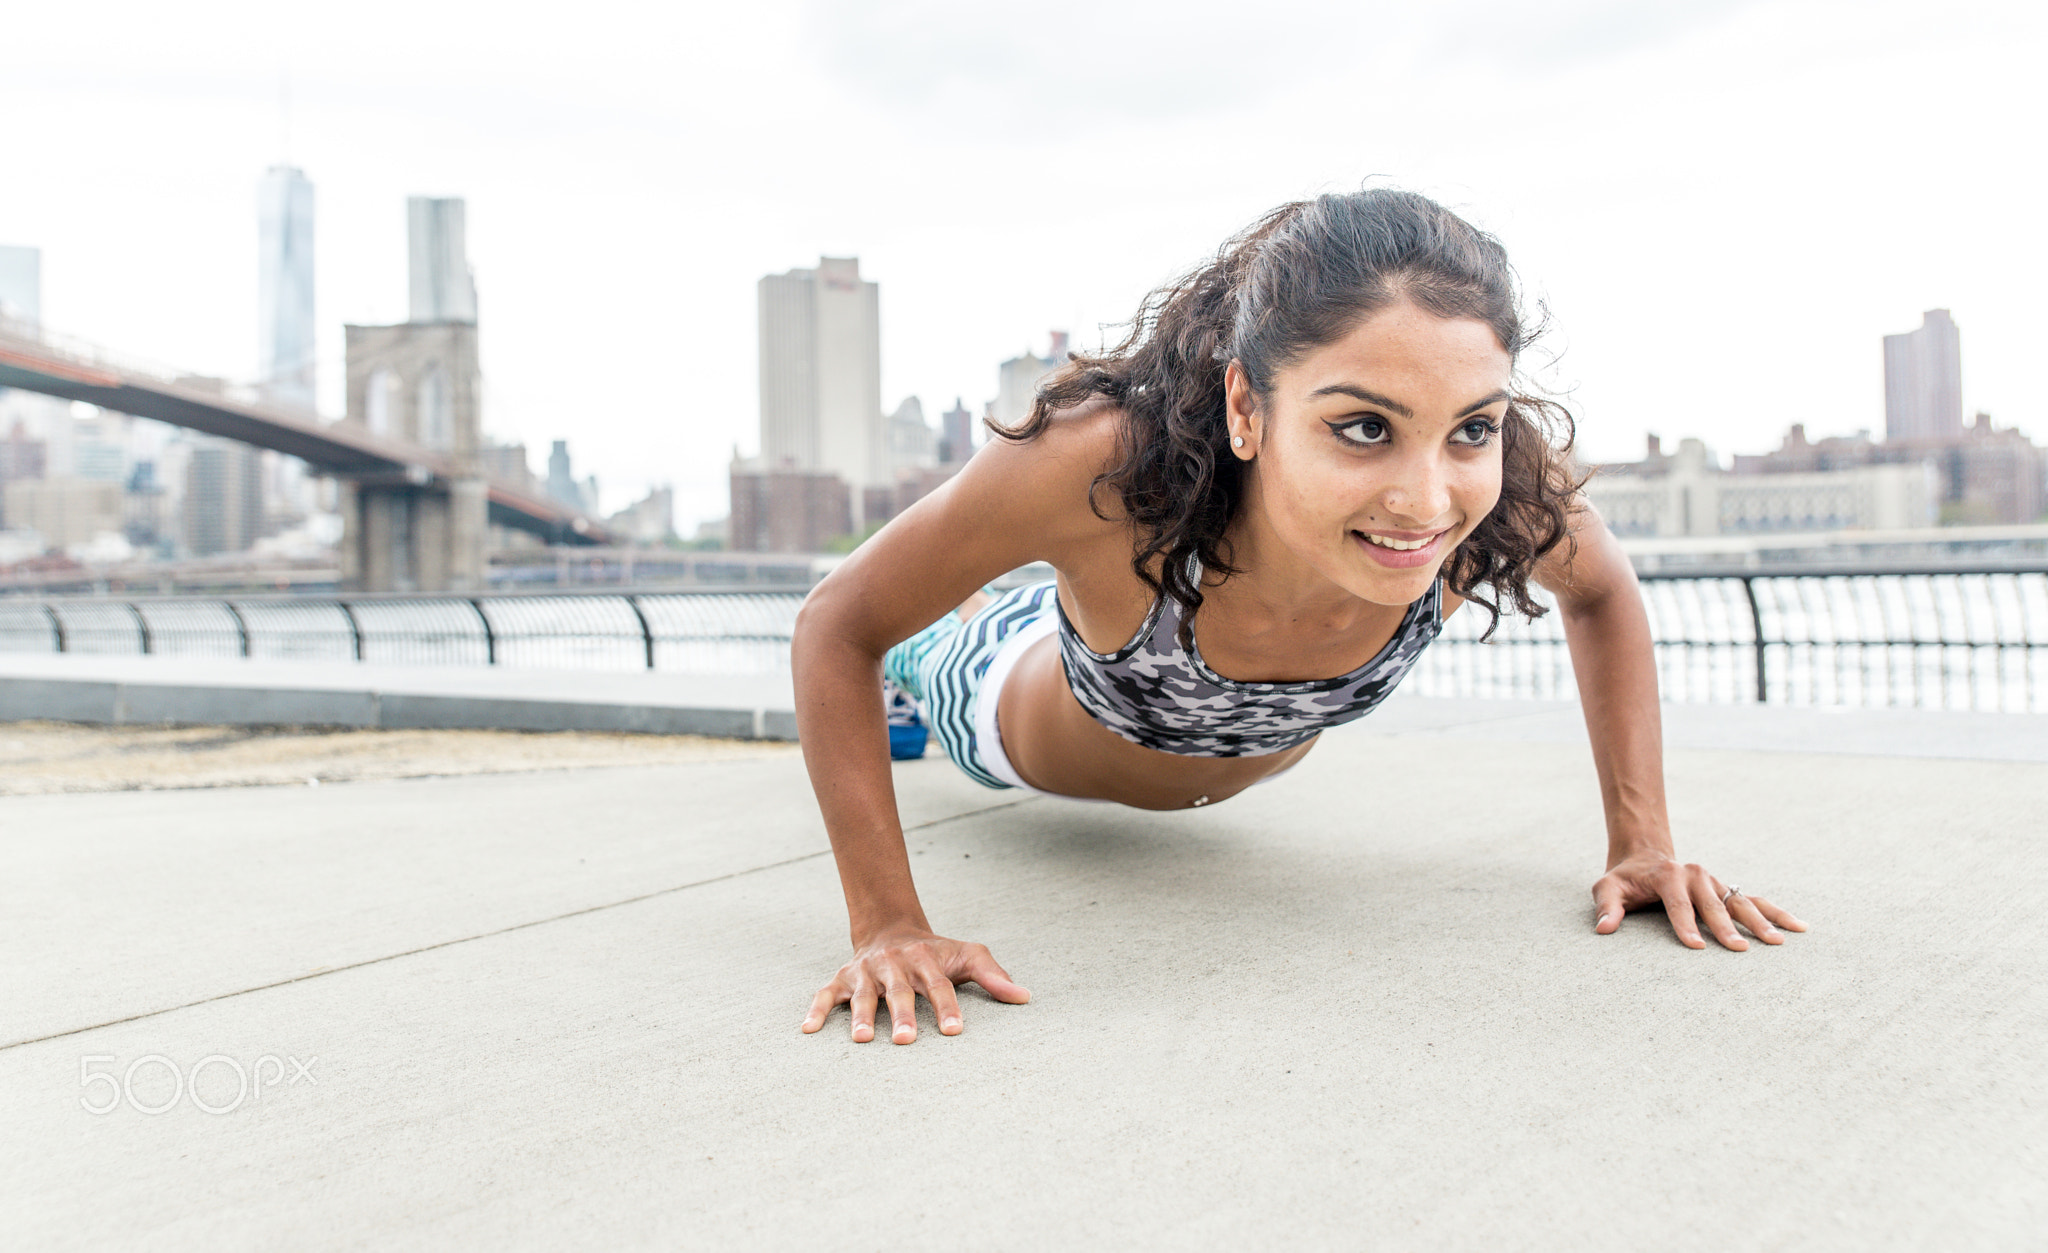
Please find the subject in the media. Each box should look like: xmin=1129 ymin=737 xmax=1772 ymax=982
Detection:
xmin=801 ymin=928 xmax=1031 ymax=1044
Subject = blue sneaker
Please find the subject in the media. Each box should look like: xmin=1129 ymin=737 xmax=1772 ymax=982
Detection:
xmin=883 ymin=679 xmax=928 ymax=760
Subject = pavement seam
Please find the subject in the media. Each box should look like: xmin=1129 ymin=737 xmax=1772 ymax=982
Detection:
xmin=2 ymin=796 xmax=1036 ymax=1052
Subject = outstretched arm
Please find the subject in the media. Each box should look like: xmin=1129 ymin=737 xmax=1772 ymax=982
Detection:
xmin=792 ymin=407 xmax=1118 ymax=1041
xmin=1536 ymin=502 xmax=1806 ymax=950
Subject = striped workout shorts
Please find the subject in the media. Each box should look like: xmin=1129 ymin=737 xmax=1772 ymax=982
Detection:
xmin=883 ymin=581 xmax=1059 ymax=790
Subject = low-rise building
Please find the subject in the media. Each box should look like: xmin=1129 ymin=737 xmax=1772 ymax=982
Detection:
xmin=481 ymin=441 xmax=537 ymax=491
xmin=1588 ymin=436 xmax=1937 ymax=538
xmin=0 ymin=476 xmax=125 ymax=552
xmin=606 ymin=485 xmax=676 ymax=547
xmin=729 ymin=457 xmax=852 ymax=553
xmin=1731 ymin=417 xmax=2046 ymax=525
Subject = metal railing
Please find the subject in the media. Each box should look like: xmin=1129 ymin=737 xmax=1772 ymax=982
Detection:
xmin=5 ymin=567 xmax=2047 ymax=712
xmin=1406 ymin=566 xmax=2048 ymax=713
xmin=0 ymin=588 xmax=806 ymax=674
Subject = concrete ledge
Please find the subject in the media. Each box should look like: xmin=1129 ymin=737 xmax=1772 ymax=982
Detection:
xmin=117 ymin=683 xmax=383 ymax=729
xmin=0 ymin=677 xmax=123 ymax=723
xmin=0 ymin=654 xmax=798 ymax=740
xmin=8 ymin=652 xmax=2046 ymax=758
xmin=376 ymin=694 xmax=773 ymax=739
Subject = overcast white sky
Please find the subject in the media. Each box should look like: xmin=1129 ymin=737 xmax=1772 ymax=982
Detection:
xmin=4 ymin=0 xmax=2042 ymax=528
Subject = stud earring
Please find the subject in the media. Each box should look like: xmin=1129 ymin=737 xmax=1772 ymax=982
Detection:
xmin=1232 ymin=436 xmax=1245 ymax=448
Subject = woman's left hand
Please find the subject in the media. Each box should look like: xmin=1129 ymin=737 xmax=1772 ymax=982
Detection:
xmin=1592 ymin=854 xmax=1808 ymax=950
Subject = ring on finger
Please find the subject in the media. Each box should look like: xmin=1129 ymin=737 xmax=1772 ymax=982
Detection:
xmin=1720 ymin=883 xmax=1742 ymax=903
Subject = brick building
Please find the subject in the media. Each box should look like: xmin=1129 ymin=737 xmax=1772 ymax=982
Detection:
xmin=729 ymin=460 xmax=852 ymax=553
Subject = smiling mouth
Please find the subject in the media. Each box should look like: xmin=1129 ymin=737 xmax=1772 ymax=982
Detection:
xmin=1354 ymin=529 xmax=1448 ymax=551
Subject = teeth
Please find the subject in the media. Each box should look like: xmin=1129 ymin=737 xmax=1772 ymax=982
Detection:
xmin=1362 ymin=533 xmax=1433 ymax=551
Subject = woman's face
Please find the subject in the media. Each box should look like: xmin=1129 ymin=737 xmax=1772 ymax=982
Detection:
xmin=1226 ymin=299 xmax=1512 ymax=607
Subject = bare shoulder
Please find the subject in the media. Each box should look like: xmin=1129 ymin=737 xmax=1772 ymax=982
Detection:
xmin=1532 ymin=496 xmax=1620 ymax=585
xmin=969 ymin=398 xmax=1125 ymax=491
xmin=799 ymin=398 xmax=1130 ymax=651
xmin=942 ymin=396 xmax=1131 ymax=546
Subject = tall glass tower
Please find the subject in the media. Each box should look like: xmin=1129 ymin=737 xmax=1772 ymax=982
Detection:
xmin=407 ymin=197 xmax=478 ymax=325
xmin=257 ymin=165 xmax=316 ymax=412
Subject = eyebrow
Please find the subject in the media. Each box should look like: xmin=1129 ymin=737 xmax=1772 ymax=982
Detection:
xmin=1307 ymin=384 xmax=1511 ymax=418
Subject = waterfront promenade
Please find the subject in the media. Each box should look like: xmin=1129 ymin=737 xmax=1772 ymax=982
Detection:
xmin=3 ymin=691 xmax=2045 ymax=1248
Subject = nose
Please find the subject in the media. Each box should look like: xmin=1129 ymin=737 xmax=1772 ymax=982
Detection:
xmin=1379 ymin=446 xmax=1452 ymax=526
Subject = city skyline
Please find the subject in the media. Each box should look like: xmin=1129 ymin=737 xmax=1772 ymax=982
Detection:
xmin=2 ymin=0 xmax=2041 ymax=535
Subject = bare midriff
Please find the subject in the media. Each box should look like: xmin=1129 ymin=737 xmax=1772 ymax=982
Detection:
xmin=994 ymin=634 xmax=1318 ymax=810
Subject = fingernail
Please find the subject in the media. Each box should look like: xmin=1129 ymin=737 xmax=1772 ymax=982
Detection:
xmin=1597 ymin=913 xmax=1612 ymax=927
xmin=943 ymin=1017 xmax=961 ymax=1031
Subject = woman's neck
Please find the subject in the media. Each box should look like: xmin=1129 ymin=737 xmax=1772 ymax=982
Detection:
xmin=1210 ymin=513 xmax=1379 ymax=632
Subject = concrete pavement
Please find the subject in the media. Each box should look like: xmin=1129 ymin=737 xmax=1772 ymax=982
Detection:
xmin=3 ymin=694 xmax=2045 ymax=1249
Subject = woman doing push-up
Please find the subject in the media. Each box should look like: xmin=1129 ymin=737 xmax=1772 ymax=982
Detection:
xmin=792 ymin=188 xmax=1806 ymax=1045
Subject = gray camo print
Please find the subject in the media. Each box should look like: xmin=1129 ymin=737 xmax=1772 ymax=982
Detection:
xmin=1056 ymin=579 xmax=1444 ymax=758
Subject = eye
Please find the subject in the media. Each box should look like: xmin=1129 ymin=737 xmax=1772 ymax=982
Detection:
xmin=1450 ymin=418 xmax=1501 ymax=447
xmin=1331 ymin=417 xmax=1390 ymax=446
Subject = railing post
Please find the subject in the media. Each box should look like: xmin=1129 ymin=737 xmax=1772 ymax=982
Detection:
xmin=1740 ymin=576 xmax=1767 ymax=703
xmin=625 ymin=593 xmax=656 ymax=671
xmin=222 ymin=601 xmax=252 ymax=657
xmin=42 ymin=602 xmax=67 ymax=653
xmin=125 ymin=601 xmax=153 ymax=655
xmin=469 ymin=597 xmax=497 ymax=665
xmin=337 ymin=600 xmax=365 ymax=661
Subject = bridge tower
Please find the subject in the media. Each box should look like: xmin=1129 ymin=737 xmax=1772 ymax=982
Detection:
xmin=339 ymin=320 xmax=486 ymax=592
xmin=337 ymin=195 xmax=487 ymax=593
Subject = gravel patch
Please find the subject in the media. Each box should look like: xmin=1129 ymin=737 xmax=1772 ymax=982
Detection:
xmin=0 ymin=721 xmax=798 ymax=795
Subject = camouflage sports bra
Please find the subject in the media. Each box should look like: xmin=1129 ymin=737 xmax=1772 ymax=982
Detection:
xmin=1054 ymin=577 xmax=1444 ymax=758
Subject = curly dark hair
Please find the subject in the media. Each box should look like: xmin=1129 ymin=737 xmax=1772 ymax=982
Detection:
xmin=993 ymin=188 xmax=1584 ymax=640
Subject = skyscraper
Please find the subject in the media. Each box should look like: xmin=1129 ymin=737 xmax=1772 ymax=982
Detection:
xmin=939 ymin=398 xmax=975 ymax=465
xmin=257 ymin=166 xmax=316 ymax=411
xmin=0 ymin=245 xmax=78 ymax=475
xmin=757 ymin=257 xmax=884 ymax=519
xmin=408 ymin=197 xmax=478 ymax=324
xmin=886 ymin=395 xmax=936 ymax=475
xmin=184 ymin=437 xmax=265 ymax=556
xmin=1883 ymin=309 xmax=1963 ymax=442
xmin=993 ymin=330 xmax=1070 ymax=432
xmin=546 ymin=439 xmax=597 ymax=513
